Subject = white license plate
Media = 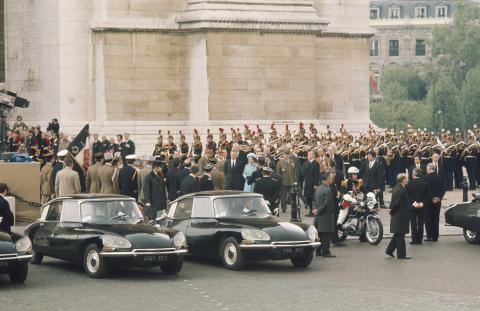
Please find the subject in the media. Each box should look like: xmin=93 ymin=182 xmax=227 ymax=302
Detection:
xmin=279 ymin=248 xmax=304 ymax=254
xmin=142 ymin=255 xmax=167 ymax=262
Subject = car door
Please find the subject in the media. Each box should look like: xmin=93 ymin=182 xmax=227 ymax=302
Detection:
xmin=34 ymin=201 xmax=63 ymax=258
xmin=55 ymin=200 xmax=81 ymax=261
xmin=187 ymin=197 xmax=217 ymax=255
xmin=168 ymin=198 xmax=193 ymax=240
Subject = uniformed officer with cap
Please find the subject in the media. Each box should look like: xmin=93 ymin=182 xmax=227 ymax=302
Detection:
xmin=118 ymin=154 xmax=138 ymax=199
xmin=198 ymin=163 xmax=215 ymax=191
xmin=253 ymin=166 xmax=282 ymax=215
xmin=50 ymin=149 xmax=68 ymax=197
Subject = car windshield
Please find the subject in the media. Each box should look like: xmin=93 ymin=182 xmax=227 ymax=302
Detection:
xmin=80 ymin=200 xmax=143 ymax=224
xmin=213 ymin=197 xmax=271 ymax=218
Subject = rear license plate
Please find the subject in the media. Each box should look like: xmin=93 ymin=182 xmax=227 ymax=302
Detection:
xmin=279 ymin=248 xmax=304 ymax=254
xmin=142 ymin=255 xmax=168 ymax=263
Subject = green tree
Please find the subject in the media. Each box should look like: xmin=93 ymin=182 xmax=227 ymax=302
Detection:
xmin=380 ymin=65 xmax=427 ymax=101
xmin=459 ymin=65 xmax=480 ymax=127
xmin=371 ymin=100 xmax=432 ymax=130
xmin=427 ymin=75 xmax=460 ymax=130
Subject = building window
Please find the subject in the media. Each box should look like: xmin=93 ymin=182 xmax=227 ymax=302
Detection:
xmin=370 ymin=8 xmax=380 ymax=19
xmin=370 ymin=40 xmax=379 ymax=56
xmin=389 ymin=40 xmax=399 ymax=56
xmin=389 ymin=7 xmax=401 ymax=19
xmin=415 ymin=7 xmax=427 ymax=18
xmin=416 ymin=39 xmax=426 ymax=56
xmin=436 ymin=5 xmax=447 ymax=17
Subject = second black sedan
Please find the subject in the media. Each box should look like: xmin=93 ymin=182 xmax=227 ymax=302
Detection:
xmin=445 ymin=193 xmax=480 ymax=244
xmin=25 ymin=195 xmax=188 ymax=278
xmin=157 ymin=191 xmax=320 ymax=270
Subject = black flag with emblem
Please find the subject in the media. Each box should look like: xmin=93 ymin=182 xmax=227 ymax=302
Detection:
xmin=67 ymin=124 xmax=90 ymax=171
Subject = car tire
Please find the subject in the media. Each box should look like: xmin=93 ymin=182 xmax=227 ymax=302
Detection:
xmin=463 ymin=229 xmax=480 ymax=244
xmin=83 ymin=244 xmax=108 ymax=278
xmin=8 ymin=262 xmax=29 ymax=284
xmin=31 ymin=250 xmax=44 ymax=265
xmin=160 ymin=257 xmax=184 ymax=275
xmin=220 ymin=237 xmax=245 ymax=270
xmin=291 ymin=252 xmax=314 ymax=268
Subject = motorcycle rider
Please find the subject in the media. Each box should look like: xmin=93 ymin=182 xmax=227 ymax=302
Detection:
xmin=338 ymin=166 xmax=363 ymax=227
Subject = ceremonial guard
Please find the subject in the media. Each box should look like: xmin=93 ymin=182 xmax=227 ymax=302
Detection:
xmin=192 ymin=129 xmax=203 ymax=163
xmin=153 ymin=131 xmax=165 ymax=157
xmin=198 ymin=163 xmax=215 ymax=191
xmin=121 ymin=133 xmax=135 ymax=161
xmin=206 ymin=129 xmax=217 ymax=153
xmin=218 ymin=128 xmax=230 ymax=152
xmin=167 ymin=131 xmax=177 ymax=156
xmin=179 ymin=131 xmax=189 ymax=158
xmin=118 ymin=154 xmax=138 ymax=199
xmin=253 ymin=166 xmax=282 ymax=214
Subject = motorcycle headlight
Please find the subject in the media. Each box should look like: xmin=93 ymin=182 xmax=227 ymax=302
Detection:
xmin=102 ymin=235 xmax=132 ymax=249
xmin=15 ymin=237 xmax=32 ymax=253
xmin=307 ymin=225 xmax=318 ymax=242
xmin=173 ymin=232 xmax=187 ymax=249
xmin=241 ymin=229 xmax=270 ymax=241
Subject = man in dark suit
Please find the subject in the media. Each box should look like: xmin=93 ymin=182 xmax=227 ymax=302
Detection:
xmin=313 ymin=171 xmax=336 ymax=258
xmin=423 ymin=163 xmax=446 ymax=242
xmin=180 ymin=166 xmax=200 ymax=195
xmin=406 ymin=168 xmax=430 ymax=244
xmin=386 ymin=173 xmax=411 ymax=259
xmin=301 ymin=150 xmax=320 ymax=217
xmin=0 ymin=183 xmax=14 ymax=233
xmin=167 ymin=158 xmax=180 ymax=201
xmin=177 ymin=158 xmax=192 ymax=186
xmin=143 ymin=161 xmax=167 ymax=220
xmin=364 ymin=150 xmax=385 ymax=208
xmin=408 ymin=154 xmax=425 ymax=180
xmin=326 ymin=144 xmax=344 ymax=186
xmin=118 ymin=155 xmax=138 ymax=199
xmin=254 ymin=167 xmax=282 ymax=214
xmin=223 ymin=150 xmax=245 ymax=190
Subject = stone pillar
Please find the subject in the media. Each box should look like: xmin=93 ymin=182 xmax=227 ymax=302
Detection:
xmin=186 ymin=34 xmax=209 ymax=125
xmin=93 ymin=33 xmax=106 ymax=124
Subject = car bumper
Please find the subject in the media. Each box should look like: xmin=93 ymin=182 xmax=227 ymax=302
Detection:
xmin=99 ymin=248 xmax=188 ymax=257
xmin=239 ymin=241 xmax=320 ymax=260
xmin=0 ymin=254 xmax=32 ymax=273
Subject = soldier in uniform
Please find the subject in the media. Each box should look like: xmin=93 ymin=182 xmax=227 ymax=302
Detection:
xmin=98 ymin=153 xmax=116 ymax=194
xmin=167 ymin=131 xmax=177 ymax=157
xmin=138 ymin=156 xmax=154 ymax=205
xmin=198 ymin=148 xmax=213 ymax=175
xmin=101 ymin=136 xmax=111 ymax=153
xmin=121 ymin=133 xmax=135 ymax=162
xmin=50 ymin=149 xmax=68 ymax=197
xmin=92 ymin=134 xmax=103 ymax=156
xmin=464 ymin=135 xmax=478 ymax=190
xmin=153 ymin=131 xmax=165 ymax=156
xmin=276 ymin=150 xmax=297 ymax=213
xmin=198 ymin=163 xmax=215 ymax=191
xmin=254 ymin=166 xmax=282 ymax=215
xmin=118 ymin=154 xmax=138 ymax=199
xmin=192 ymin=129 xmax=203 ymax=163
xmin=218 ymin=128 xmax=230 ymax=152
xmin=86 ymin=153 xmax=103 ymax=193
xmin=206 ymin=129 xmax=217 ymax=153
xmin=40 ymin=152 xmax=54 ymax=204
xmin=179 ymin=131 xmax=189 ymax=158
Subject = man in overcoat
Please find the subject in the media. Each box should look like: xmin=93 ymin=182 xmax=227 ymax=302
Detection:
xmin=143 ymin=161 xmax=167 ymax=220
xmin=385 ymin=173 xmax=411 ymax=259
xmin=313 ymin=171 xmax=336 ymax=258
xmin=301 ymin=150 xmax=320 ymax=217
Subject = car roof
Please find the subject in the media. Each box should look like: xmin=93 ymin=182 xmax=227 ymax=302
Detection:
xmin=51 ymin=194 xmax=134 ymax=201
xmin=171 ymin=191 xmax=262 ymax=203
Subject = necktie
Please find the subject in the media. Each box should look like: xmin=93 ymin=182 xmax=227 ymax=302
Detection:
xmin=232 ymin=160 xmax=235 ymax=167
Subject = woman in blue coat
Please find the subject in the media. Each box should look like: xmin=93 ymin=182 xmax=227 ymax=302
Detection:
xmin=243 ymin=153 xmax=257 ymax=192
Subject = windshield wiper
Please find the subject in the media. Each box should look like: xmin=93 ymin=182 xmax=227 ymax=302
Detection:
xmin=109 ymin=214 xmax=129 ymax=221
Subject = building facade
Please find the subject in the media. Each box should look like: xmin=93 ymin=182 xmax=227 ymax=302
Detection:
xmin=3 ymin=0 xmax=373 ymax=154
xmin=369 ymin=0 xmax=453 ymax=95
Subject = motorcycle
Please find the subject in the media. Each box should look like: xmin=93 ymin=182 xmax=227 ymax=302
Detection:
xmin=337 ymin=192 xmax=383 ymax=245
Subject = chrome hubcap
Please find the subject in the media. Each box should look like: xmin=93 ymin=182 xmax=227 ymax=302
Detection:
xmin=86 ymin=250 xmax=100 ymax=273
xmin=466 ymin=230 xmax=477 ymax=240
xmin=366 ymin=220 xmax=379 ymax=241
xmin=224 ymin=243 xmax=237 ymax=266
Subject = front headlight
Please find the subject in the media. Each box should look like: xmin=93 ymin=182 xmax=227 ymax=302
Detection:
xmin=307 ymin=225 xmax=318 ymax=242
xmin=102 ymin=235 xmax=132 ymax=249
xmin=15 ymin=237 xmax=32 ymax=253
xmin=173 ymin=232 xmax=186 ymax=249
xmin=241 ymin=229 xmax=270 ymax=241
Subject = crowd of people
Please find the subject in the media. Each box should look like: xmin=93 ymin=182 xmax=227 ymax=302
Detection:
xmin=3 ymin=118 xmax=478 ymax=260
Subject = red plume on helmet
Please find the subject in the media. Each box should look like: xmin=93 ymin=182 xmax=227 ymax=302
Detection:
xmin=271 ymin=123 xmax=276 ymax=130
xmin=158 ymin=130 xmax=162 ymax=135
xmin=219 ymin=128 xmax=224 ymax=133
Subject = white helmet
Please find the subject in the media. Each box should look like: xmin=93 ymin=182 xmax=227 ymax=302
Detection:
xmin=347 ymin=166 xmax=359 ymax=174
